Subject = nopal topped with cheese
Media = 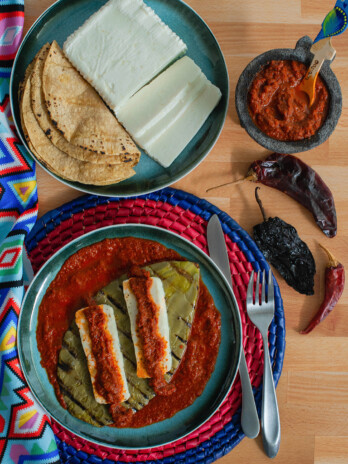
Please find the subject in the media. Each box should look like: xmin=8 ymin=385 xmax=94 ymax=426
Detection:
xmin=63 ymin=0 xmax=187 ymax=112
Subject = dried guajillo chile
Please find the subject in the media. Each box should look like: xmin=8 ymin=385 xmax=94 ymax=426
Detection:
xmin=301 ymin=245 xmax=345 ymax=334
xmin=253 ymin=188 xmax=316 ymax=295
xmin=207 ymin=153 xmax=337 ymax=238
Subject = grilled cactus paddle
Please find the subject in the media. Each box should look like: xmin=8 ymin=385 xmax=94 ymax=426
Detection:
xmin=57 ymin=321 xmax=112 ymax=426
xmin=57 ymin=260 xmax=200 ymax=426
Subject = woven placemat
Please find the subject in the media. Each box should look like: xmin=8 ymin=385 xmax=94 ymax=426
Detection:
xmin=25 ymin=188 xmax=285 ymax=464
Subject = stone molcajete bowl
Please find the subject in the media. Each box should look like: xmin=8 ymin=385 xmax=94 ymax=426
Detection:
xmin=235 ymin=36 xmax=342 ymax=154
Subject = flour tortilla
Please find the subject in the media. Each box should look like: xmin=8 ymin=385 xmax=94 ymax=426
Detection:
xmin=42 ymin=41 xmax=139 ymax=158
xmin=21 ymin=68 xmax=135 ymax=185
xmin=31 ymin=43 xmax=138 ymax=166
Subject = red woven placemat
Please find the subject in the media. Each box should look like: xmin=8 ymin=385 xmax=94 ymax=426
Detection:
xmin=26 ymin=189 xmax=285 ymax=463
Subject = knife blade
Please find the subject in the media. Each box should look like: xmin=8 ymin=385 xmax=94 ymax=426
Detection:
xmin=207 ymin=214 xmax=260 ymax=439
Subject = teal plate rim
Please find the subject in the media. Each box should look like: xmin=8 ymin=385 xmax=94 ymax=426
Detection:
xmin=18 ymin=224 xmax=242 ymax=449
xmin=10 ymin=0 xmax=229 ymax=198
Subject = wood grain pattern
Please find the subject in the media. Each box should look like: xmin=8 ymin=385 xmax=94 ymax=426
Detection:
xmin=22 ymin=1 xmax=348 ymax=463
xmin=314 ymin=437 xmax=348 ymax=464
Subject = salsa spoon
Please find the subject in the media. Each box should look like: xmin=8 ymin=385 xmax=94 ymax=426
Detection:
xmin=297 ymin=37 xmax=336 ymax=106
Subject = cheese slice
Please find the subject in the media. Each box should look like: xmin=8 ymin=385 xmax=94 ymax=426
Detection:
xmin=75 ymin=304 xmax=130 ymax=404
xmin=64 ymin=0 xmax=187 ymax=111
xmin=116 ymin=56 xmax=203 ymax=137
xmin=123 ymin=277 xmax=171 ymax=378
xmin=116 ymin=56 xmax=222 ymax=168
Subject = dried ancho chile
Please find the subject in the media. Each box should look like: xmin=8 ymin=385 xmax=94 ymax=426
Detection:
xmin=207 ymin=153 xmax=337 ymax=238
xmin=301 ymin=245 xmax=345 ymax=334
xmin=253 ymin=187 xmax=316 ymax=295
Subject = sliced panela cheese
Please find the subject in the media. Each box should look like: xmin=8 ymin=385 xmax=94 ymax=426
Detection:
xmin=75 ymin=304 xmax=130 ymax=404
xmin=116 ymin=56 xmax=203 ymax=138
xmin=123 ymin=277 xmax=171 ymax=378
xmin=63 ymin=0 xmax=187 ymax=111
xmin=144 ymin=81 xmax=221 ymax=166
xmin=116 ymin=56 xmax=222 ymax=168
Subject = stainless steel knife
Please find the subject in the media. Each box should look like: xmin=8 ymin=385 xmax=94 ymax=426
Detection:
xmin=207 ymin=214 xmax=260 ymax=439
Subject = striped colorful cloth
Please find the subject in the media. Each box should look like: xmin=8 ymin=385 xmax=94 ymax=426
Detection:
xmin=0 ymin=1 xmax=60 ymax=462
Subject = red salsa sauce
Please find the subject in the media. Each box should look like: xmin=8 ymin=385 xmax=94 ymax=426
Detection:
xmin=128 ymin=269 xmax=172 ymax=395
xmin=248 ymin=60 xmax=329 ymax=141
xmin=117 ymin=284 xmax=221 ymax=428
xmin=36 ymin=237 xmax=221 ymax=427
xmin=84 ymin=306 xmax=125 ymax=404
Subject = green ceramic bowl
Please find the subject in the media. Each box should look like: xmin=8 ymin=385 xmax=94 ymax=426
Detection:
xmin=18 ymin=224 xmax=242 ymax=449
xmin=10 ymin=0 xmax=229 ymax=197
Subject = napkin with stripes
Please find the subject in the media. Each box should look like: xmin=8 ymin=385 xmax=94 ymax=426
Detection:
xmin=0 ymin=1 xmax=60 ymax=462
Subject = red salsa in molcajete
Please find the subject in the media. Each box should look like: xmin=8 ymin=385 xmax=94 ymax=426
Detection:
xmin=248 ymin=60 xmax=329 ymax=141
xmin=36 ymin=237 xmax=221 ymax=428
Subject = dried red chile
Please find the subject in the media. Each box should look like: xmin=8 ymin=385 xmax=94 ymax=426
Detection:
xmin=301 ymin=245 xmax=345 ymax=334
xmin=253 ymin=188 xmax=316 ymax=295
xmin=249 ymin=153 xmax=337 ymax=238
xmin=207 ymin=153 xmax=337 ymax=238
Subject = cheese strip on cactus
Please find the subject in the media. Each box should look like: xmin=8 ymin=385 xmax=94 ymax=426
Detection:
xmin=63 ymin=0 xmax=187 ymax=111
xmin=75 ymin=304 xmax=130 ymax=404
xmin=123 ymin=277 xmax=171 ymax=378
xmin=116 ymin=56 xmax=222 ymax=167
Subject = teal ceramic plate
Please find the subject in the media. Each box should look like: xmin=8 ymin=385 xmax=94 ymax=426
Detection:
xmin=10 ymin=0 xmax=229 ymax=197
xmin=18 ymin=224 xmax=241 ymax=449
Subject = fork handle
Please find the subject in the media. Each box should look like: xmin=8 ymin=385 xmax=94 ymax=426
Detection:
xmin=261 ymin=333 xmax=281 ymax=458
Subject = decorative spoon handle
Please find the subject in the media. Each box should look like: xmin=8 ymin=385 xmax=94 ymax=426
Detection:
xmin=315 ymin=1 xmax=348 ymax=43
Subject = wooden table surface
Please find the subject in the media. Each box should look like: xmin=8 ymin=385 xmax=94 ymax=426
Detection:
xmin=23 ymin=1 xmax=348 ymax=463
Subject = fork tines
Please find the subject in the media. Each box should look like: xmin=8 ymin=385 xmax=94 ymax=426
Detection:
xmin=247 ymin=269 xmax=274 ymax=306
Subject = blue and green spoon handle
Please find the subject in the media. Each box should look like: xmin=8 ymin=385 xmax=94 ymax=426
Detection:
xmin=315 ymin=0 xmax=348 ymax=42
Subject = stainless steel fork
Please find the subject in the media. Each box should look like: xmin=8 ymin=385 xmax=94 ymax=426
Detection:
xmin=246 ymin=270 xmax=281 ymax=458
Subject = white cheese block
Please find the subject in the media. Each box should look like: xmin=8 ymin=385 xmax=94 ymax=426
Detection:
xmin=116 ymin=56 xmax=203 ymax=137
xmin=116 ymin=56 xmax=222 ymax=168
xmin=63 ymin=0 xmax=187 ymax=111
xmin=123 ymin=277 xmax=171 ymax=378
xmin=145 ymin=81 xmax=221 ymax=166
xmin=75 ymin=304 xmax=130 ymax=404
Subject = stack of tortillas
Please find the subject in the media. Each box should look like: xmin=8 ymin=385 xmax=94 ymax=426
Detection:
xmin=20 ymin=41 xmax=140 ymax=186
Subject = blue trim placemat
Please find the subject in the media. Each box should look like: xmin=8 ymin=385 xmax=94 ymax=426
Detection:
xmin=25 ymin=188 xmax=285 ymax=463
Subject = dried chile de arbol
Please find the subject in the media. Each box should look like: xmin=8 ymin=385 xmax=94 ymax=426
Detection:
xmin=207 ymin=153 xmax=337 ymax=238
xmin=301 ymin=245 xmax=345 ymax=334
xmin=253 ymin=187 xmax=316 ymax=295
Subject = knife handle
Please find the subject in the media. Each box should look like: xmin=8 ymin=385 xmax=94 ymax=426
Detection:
xmin=206 ymin=214 xmax=259 ymax=438
xmin=239 ymin=348 xmax=260 ymax=438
